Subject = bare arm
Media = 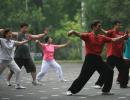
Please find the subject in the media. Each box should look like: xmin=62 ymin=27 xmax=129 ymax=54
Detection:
xmin=111 ymin=34 xmax=127 ymax=42
xmin=15 ymin=40 xmax=29 ymax=46
xmin=12 ymin=32 xmax=18 ymax=36
xmin=30 ymin=28 xmax=48 ymax=40
xmin=68 ymin=30 xmax=82 ymax=37
xmin=35 ymin=40 xmax=43 ymax=47
xmin=56 ymin=40 xmax=70 ymax=48
xmin=30 ymin=33 xmax=47 ymax=40
xmin=100 ymin=28 xmax=108 ymax=34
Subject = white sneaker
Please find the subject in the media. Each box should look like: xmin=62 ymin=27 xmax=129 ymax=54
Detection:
xmin=66 ymin=91 xmax=72 ymax=96
xmin=93 ymin=85 xmax=102 ymax=89
xmin=32 ymin=81 xmax=42 ymax=86
xmin=15 ymin=84 xmax=26 ymax=89
xmin=60 ymin=79 xmax=68 ymax=82
xmin=6 ymin=81 xmax=11 ymax=86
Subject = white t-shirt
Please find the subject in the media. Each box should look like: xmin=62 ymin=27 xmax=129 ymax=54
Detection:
xmin=0 ymin=38 xmax=16 ymax=61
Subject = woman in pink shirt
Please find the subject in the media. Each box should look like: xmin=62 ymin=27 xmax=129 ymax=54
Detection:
xmin=36 ymin=36 xmax=70 ymax=82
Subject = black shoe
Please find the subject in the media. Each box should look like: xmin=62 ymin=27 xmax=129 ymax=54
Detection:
xmin=120 ymin=85 xmax=130 ymax=88
xmin=102 ymin=92 xmax=114 ymax=95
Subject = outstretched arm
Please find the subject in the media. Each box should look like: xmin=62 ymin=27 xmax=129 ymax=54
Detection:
xmin=56 ymin=40 xmax=70 ymax=48
xmin=35 ymin=40 xmax=43 ymax=47
xmin=100 ymin=28 xmax=108 ymax=34
xmin=15 ymin=40 xmax=29 ymax=46
xmin=29 ymin=28 xmax=48 ymax=40
xmin=68 ymin=30 xmax=82 ymax=37
xmin=111 ymin=34 xmax=127 ymax=42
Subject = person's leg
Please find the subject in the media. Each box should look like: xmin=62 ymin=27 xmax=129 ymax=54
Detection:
xmin=50 ymin=60 xmax=65 ymax=81
xmin=68 ymin=56 xmax=95 ymax=94
xmin=36 ymin=60 xmax=50 ymax=81
xmin=6 ymin=58 xmax=23 ymax=84
xmin=115 ymin=58 xmax=129 ymax=88
xmin=98 ymin=62 xmax=114 ymax=94
xmin=24 ymin=58 xmax=41 ymax=85
xmin=8 ymin=60 xmax=26 ymax=89
xmin=0 ymin=63 xmax=7 ymax=75
xmin=6 ymin=70 xmax=13 ymax=86
xmin=95 ymin=56 xmax=115 ymax=87
xmin=95 ymin=70 xmax=104 ymax=87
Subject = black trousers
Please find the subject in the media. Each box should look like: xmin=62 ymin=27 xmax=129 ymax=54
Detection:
xmin=68 ymin=54 xmax=113 ymax=94
xmin=117 ymin=59 xmax=130 ymax=83
xmin=95 ymin=56 xmax=129 ymax=87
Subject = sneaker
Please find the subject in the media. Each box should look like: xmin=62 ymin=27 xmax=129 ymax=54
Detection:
xmin=102 ymin=92 xmax=114 ymax=95
xmin=60 ymin=79 xmax=68 ymax=82
xmin=32 ymin=81 xmax=42 ymax=86
xmin=15 ymin=84 xmax=26 ymax=89
xmin=66 ymin=91 xmax=73 ymax=96
xmin=120 ymin=85 xmax=130 ymax=88
xmin=93 ymin=85 xmax=102 ymax=89
xmin=6 ymin=81 xmax=11 ymax=86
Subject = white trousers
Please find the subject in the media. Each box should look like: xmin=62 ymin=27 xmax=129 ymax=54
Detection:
xmin=0 ymin=60 xmax=21 ymax=85
xmin=36 ymin=60 xmax=64 ymax=81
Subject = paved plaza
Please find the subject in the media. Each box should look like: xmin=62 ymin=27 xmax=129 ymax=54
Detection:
xmin=0 ymin=63 xmax=130 ymax=100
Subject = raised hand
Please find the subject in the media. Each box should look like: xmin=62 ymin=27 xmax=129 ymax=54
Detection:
xmin=43 ymin=27 xmax=49 ymax=35
xmin=67 ymin=30 xmax=75 ymax=36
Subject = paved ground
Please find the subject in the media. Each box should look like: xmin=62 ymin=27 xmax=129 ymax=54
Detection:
xmin=0 ymin=63 xmax=130 ymax=100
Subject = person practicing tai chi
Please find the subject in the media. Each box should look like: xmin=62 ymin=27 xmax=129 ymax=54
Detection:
xmin=66 ymin=20 xmax=127 ymax=96
xmin=35 ymin=36 xmax=70 ymax=82
xmin=94 ymin=20 xmax=129 ymax=89
xmin=116 ymin=29 xmax=130 ymax=83
xmin=6 ymin=23 xmax=48 ymax=86
xmin=0 ymin=29 xmax=30 ymax=89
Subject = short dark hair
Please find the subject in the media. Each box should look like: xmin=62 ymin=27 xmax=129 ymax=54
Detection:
xmin=90 ymin=20 xmax=101 ymax=29
xmin=113 ymin=20 xmax=121 ymax=25
xmin=45 ymin=36 xmax=51 ymax=43
xmin=20 ymin=23 xmax=28 ymax=28
xmin=3 ymin=28 xmax=11 ymax=38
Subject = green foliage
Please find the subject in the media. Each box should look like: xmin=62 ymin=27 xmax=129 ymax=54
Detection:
xmin=1 ymin=0 xmax=130 ymax=60
xmin=85 ymin=0 xmax=130 ymax=30
xmin=51 ymin=14 xmax=82 ymax=60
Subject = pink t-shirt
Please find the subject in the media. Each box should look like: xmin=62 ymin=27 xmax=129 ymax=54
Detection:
xmin=42 ymin=44 xmax=59 ymax=60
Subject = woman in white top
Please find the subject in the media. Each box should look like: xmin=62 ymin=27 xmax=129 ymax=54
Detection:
xmin=0 ymin=29 xmax=29 ymax=89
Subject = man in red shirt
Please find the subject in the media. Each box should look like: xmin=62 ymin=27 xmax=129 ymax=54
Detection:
xmin=66 ymin=20 xmax=127 ymax=96
xmin=95 ymin=20 xmax=129 ymax=88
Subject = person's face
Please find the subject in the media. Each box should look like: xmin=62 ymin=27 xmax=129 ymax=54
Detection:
xmin=96 ymin=23 xmax=102 ymax=30
xmin=21 ymin=26 xmax=28 ymax=33
xmin=94 ymin=23 xmax=102 ymax=35
xmin=6 ymin=31 xmax=12 ymax=39
xmin=115 ymin=23 xmax=122 ymax=30
xmin=48 ymin=37 xmax=53 ymax=43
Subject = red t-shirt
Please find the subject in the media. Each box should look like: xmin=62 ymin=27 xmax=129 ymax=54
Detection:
xmin=106 ymin=29 xmax=124 ymax=58
xmin=81 ymin=32 xmax=112 ymax=56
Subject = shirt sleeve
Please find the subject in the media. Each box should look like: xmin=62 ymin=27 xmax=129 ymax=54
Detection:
xmin=81 ymin=32 xmax=89 ymax=42
xmin=106 ymin=30 xmax=114 ymax=37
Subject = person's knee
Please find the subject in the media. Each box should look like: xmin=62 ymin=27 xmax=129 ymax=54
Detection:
xmin=17 ymin=69 xmax=21 ymax=73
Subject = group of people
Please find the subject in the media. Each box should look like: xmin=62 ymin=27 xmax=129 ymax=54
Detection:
xmin=0 ymin=20 xmax=130 ymax=96
xmin=66 ymin=20 xmax=130 ymax=95
xmin=0 ymin=23 xmax=69 ymax=89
